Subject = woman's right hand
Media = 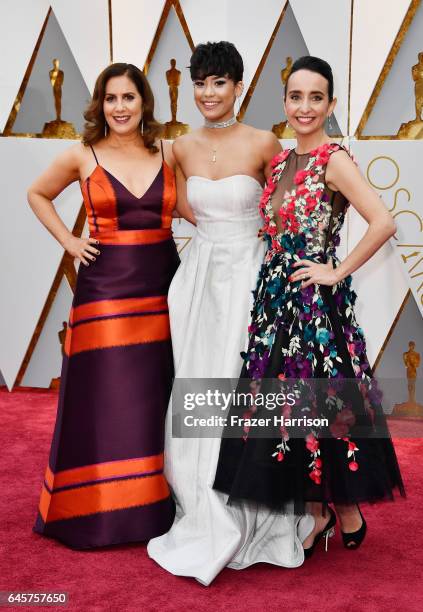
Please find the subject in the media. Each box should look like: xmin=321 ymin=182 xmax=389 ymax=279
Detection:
xmin=63 ymin=235 xmax=100 ymax=266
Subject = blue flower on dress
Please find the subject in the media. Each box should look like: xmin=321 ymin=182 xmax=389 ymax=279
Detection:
xmin=267 ymin=277 xmax=282 ymax=296
xmin=304 ymin=325 xmax=314 ymax=342
xmin=315 ymin=327 xmax=330 ymax=345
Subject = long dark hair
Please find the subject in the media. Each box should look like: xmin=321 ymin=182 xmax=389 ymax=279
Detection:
xmin=82 ymin=63 xmax=163 ymax=153
xmin=285 ymin=56 xmax=334 ymax=101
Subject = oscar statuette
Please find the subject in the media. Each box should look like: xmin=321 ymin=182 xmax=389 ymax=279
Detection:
xmin=393 ymin=341 xmax=423 ymax=417
xmin=272 ymin=56 xmax=296 ymax=139
xmin=42 ymin=59 xmax=77 ymax=138
xmin=397 ymin=52 xmax=423 ymax=139
xmin=164 ymin=59 xmax=189 ymax=139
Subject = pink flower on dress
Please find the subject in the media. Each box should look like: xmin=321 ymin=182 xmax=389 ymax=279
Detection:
xmin=294 ymin=170 xmax=309 ymax=185
xmin=297 ymin=185 xmax=308 ymax=197
xmin=316 ymin=150 xmax=330 ymax=165
xmin=306 ymin=434 xmax=319 ymax=453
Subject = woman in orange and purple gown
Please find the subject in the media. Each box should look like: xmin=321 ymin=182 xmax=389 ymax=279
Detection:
xmin=28 ymin=63 xmax=183 ymax=548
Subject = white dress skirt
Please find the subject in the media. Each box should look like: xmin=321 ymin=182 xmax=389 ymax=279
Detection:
xmin=147 ymin=175 xmax=313 ymax=585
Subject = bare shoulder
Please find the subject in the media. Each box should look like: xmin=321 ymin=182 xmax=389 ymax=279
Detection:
xmin=55 ymin=142 xmax=86 ymax=170
xmin=242 ymin=124 xmax=281 ymax=152
xmin=172 ymin=131 xmax=201 ymax=161
xmin=327 ymin=146 xmax=357 ymax=172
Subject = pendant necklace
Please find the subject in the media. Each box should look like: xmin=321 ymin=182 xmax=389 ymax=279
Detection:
xmin=204 ymin=116 xmax=237 ymax=163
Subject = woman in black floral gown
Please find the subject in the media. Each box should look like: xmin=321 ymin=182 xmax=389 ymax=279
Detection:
xmin=214 ymin=56 xmax=404 ymax=556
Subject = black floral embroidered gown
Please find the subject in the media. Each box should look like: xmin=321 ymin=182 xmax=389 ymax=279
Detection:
xmin=213 ymin=143 xmax=405 ymax=513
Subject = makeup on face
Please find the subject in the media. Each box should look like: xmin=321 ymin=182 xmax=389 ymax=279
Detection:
xmin=284 ymin=69 xmax=334 ymax=135
xmin=193 ymin=74 xmax=241 ymax=122
xmin=103 ymin=74 xmax=143 ymax=134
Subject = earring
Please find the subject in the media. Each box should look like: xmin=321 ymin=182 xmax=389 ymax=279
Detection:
xmin=104 ymin=122 xmax=108 ymax=137
xmin=140 ymin=117 xmax=144 ymax=135
xmin=328 ymin=114 xmax=333 ymax=131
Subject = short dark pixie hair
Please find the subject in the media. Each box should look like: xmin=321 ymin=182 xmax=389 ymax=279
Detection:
xmin=285 ymin=56 xmax=334 ymax=101
xmin=190 ymin=41 xmax=244 ymax=82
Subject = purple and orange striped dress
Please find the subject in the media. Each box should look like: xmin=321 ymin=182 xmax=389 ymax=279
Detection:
xmin=34 ymin=142 xmax=180 ymax=548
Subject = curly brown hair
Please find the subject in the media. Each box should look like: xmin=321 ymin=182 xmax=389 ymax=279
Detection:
xmin=82 ymin=63 xmax=163 ymax=153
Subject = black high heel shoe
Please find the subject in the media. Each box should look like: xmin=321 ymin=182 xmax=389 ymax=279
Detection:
xmin=304 ymin=506 xmax=337 ymax=559
xmin=341 ymin=506 xmax=367 ymax=550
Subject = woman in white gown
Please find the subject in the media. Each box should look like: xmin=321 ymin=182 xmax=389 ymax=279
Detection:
xmin=147 ymin=42 xmax=313 ymax=585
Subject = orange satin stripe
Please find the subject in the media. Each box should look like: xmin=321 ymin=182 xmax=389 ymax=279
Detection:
xmin=50 ymin=454 xmax=164 ymax=489
xmin=70 ymin=296 xmax=168 ymax=326
xmin=91 ymin=228 xmax=172 ymax=245
xmin=161 ymin=162 xmax=177 ymax=229
xmin=81 ymin=180 xmax=94 ymax=233
xmin=81 ymin=166 xmax=119 ymax=234
xmin=39 ymin=484 xmax=52 ymax=522
xmin=42 ymin=473 xmax=170 ymax=522
xmin=66 ymin=313 xmax=170 ymax=356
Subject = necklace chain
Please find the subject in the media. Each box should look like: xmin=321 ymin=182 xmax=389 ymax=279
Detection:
xmin=204 ymin=116 xmax=237 ymax=162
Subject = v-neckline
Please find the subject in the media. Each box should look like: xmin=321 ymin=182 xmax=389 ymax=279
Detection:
xmin=101 ymin=163 xmax=163 ymax=200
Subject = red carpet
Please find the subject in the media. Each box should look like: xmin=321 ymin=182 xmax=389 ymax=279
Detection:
xmin=1 ymin=387 xmax=422 ymax=612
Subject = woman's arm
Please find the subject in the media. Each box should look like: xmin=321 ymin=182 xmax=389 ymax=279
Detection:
xmin=261 ymin=131 xmax=283 ymax=181
xmin=27 ymin=144 xmax=100 ymax=266
xmin=291 ymin=150 xmax=396 ymax=287
xmin=172 ymin=138 xmax=196 ymax=225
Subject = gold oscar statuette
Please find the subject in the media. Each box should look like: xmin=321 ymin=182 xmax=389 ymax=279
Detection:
xmin=393 ymin=340 xmax=423 ymax=417
xmin=164 ymin=59 xmax=189 ymax=139
xmin=272 ymin=56 xmax=296 ymax=139
xmin=42 ymin=59 xmax=77 ymax=138
xmin=397 ymin=52 xmax=423 ymax=139
xmin=49 ymin=321 xmax=68 ymax=390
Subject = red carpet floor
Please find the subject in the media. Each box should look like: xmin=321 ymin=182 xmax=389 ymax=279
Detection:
xmin=1 ymin=387 xmax=422 ymax=612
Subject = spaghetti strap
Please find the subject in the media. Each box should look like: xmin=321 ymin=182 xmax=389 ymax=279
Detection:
xmin=90 ymin=145 xmax=99 ymax=165
xmin=160 ymin=139 xmax=164 ymax=162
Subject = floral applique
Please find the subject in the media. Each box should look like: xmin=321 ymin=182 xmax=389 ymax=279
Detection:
xmin=244 ymin=143 xmax=373 ymax=479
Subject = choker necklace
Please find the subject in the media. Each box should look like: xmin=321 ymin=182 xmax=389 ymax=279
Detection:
xmin=204 ymin=116 xmax=237 ymax=129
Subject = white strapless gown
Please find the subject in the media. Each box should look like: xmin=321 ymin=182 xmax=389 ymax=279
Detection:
xmin=147 ymin=175 xmax=313 ymax=585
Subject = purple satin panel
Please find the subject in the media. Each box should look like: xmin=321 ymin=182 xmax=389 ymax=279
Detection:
xmin=105 ymin=169 xmax=164 ymax=230
xmin=73 ymin=240 xmax=179 ymax=306
xmin=49 ymin=342 xmax=174 ymax=471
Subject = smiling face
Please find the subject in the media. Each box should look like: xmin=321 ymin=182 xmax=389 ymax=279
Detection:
xmin=193 ymin=74 xmax=243 ymax=122
xmin=284 ymin=69 xmax=336 ymax=136
xmin=103 ymin=73 xmax=143 ymax=135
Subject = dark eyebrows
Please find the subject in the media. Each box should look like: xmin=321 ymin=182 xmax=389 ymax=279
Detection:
xmin=288 ymin=89 xmax=326 ymax=95
xmin=104 ymin=90 xmax=137 ymax=96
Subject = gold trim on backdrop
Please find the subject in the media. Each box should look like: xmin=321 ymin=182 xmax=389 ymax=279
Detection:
xmin=238 ymin=1 xmax=289 ymax=121
xmin=174 ymin=236 xmax=192 ymax=254
xmin=373 ymin=289 xmax=411 ymax=372
xmin=347 ymin=0 xmax=354 ymax=135
xmin=108 ymin=0 xmax=114 ymax=63
xmin=2 ymin=8 xmax=52 ymax=136
xmin=14 ymin=203 xmax=86 ymax=388
xmin=173 ymin=0 xmax=195 ymax=50
xmin=237 ymin=1 xmax=343 ymax=136
xmin=356 ymin=0 xmax=422 ymax=139
xmin=144 ymin=0 xmax=194 ymax=75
